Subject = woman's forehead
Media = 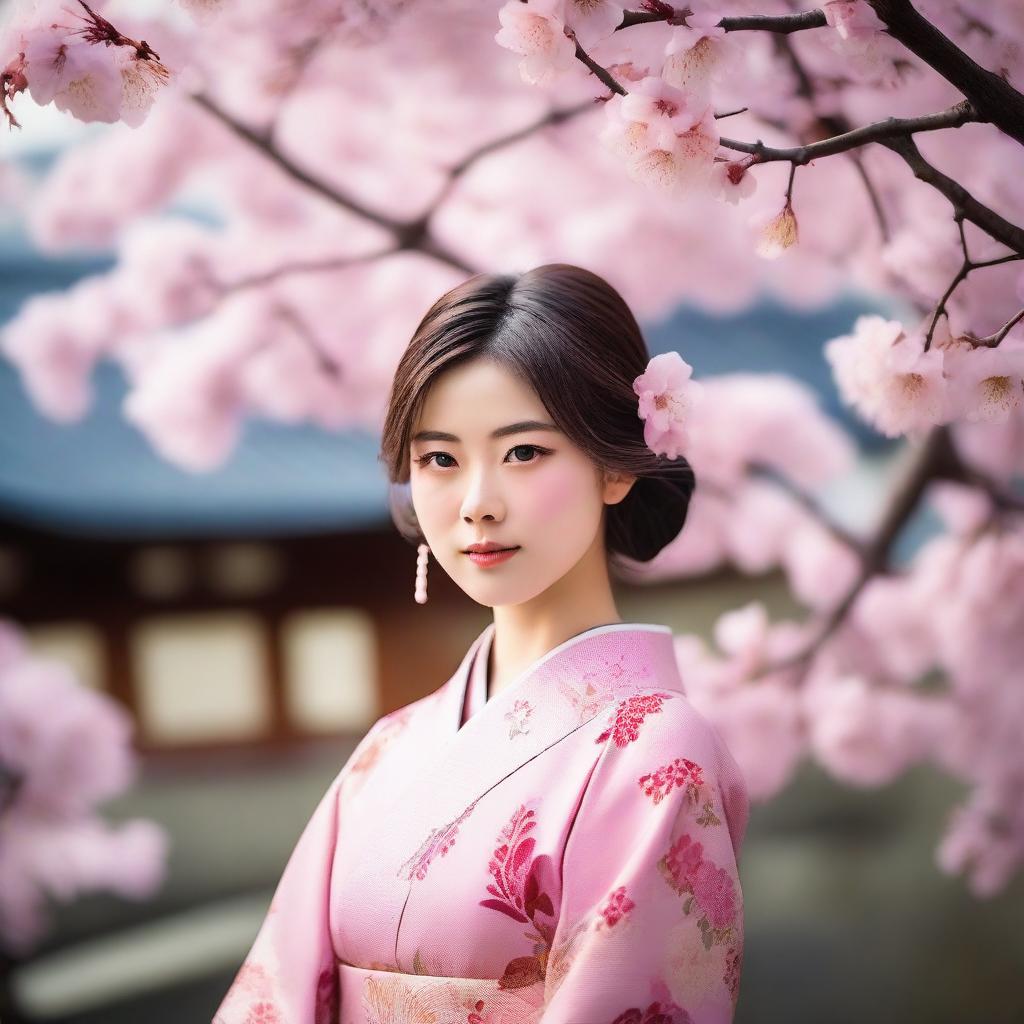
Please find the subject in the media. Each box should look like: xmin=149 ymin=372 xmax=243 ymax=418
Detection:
xmin=413 ymin=359 xmax=549 ymax=431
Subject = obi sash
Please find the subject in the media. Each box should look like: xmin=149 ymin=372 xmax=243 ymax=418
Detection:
xmin=337 ymin=959 xmax=546 ymax=1023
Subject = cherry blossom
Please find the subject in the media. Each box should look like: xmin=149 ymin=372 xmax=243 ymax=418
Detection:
xmin=562 ymin=0 xmax=625 ymax=50
xmin=632 ymin=350 xmax=702 ymax=459
xmin=825 ymin=316 xmax=948 ymax=438
xmin=0 ymin=620 xmax=167 ymax=953
xmin=709 ymin=160 xmax=757 ymax=205
xmin=494 ymin=0 xmax=576 ymax=86
xmin=661 ymin=12 xmax=734 ymax=108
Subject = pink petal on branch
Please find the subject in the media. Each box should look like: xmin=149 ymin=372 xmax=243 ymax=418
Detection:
xmin=563 ymin=0 xmax=625 ymax=49
xmin=0 ymin=654 xmax=136 ymax=817
xmin=943 ymin=336 xmax=1024 ymax=424
xmin=822 ymin=0 xmax=885 ymax=40
xmin=707 ymin=680 xmax=804 ymax=801
xmin=936 ymin=789 xmax=1024 ymax=898
xmin=780 ymin=519 xmax=861 ymax=612
xmin=723 ymin=479 xmax=806 ymax=573
xmin=825 ymin=315 xmax=947 ymax=438
xmin=709 ymin=160 xmax=757 ymax=205
xmin=662 ymin=14 xmax=735 ymax=107
xmin=0 ymin=292 xmax=100 ymax=421
xmin=23 ymin=31 xmax=122 ymax=122
xmin=495 ymin=0 xmax=576 ymax=86
xmin=619 ymin=75 xmax=695 ymax=133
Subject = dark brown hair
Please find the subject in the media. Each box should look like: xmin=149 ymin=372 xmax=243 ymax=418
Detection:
xmin=378 ymin=263 xmax=695 ymax=569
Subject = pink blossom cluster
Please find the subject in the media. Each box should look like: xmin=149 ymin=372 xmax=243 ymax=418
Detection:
xmin=0 ymin=619 xmax=167 ymax=954
xmin=826 ymin=314 xmax=1024 ymax=440
xmin=1 ymin=0 xmax=179 ymax=127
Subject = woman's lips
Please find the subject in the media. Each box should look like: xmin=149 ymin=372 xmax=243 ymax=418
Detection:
xmin=466 ymin=547 xmax=520 ymax=567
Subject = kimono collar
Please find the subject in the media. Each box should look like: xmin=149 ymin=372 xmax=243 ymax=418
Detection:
xmin=445 ymin=620 xmax=681 ymax=736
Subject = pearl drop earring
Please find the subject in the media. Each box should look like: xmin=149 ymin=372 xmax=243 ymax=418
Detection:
xmin=414 ymin=542 xmax=430 ymax=604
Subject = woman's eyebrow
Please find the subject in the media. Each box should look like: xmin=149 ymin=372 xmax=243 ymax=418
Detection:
xmin=411 ymin=420 xmax=559 ymax=443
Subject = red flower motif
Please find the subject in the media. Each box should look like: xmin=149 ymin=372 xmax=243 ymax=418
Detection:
xmin=610 ymin=1000 xmax=694 ymax=1024
xmin=244 ymin=1001 xmax=281 ymax=1024
xmin=691 ymin=859 xmax=737 ymax=929
xmin=596 ymin=692 xmax=674 ymax=746
xmin=638 ymin=756 xmax=704 ymax=804
xmin=598 ymin=885 xmax=635 ymax=928
xmin=664 ymin=832 xmax=705 ymax=893
xmin=479 ymin=805 xmax=557 ymax=945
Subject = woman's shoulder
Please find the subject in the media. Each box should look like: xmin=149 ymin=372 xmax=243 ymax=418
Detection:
xmin=595 ymin=686 xmax=726 ymax=761
xmin=592 ymin=686 xmax=750 ymax=841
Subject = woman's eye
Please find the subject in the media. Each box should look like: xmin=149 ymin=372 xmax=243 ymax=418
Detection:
xmin=414 ymin=445 xmax=550 ymax=470
xmin=507 ymin=444 xmax=544 ymax=463
xmin=416 ymin=452 xmax=456 ymax=468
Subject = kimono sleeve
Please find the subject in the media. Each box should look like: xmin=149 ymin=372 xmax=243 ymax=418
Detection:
xmin=212 ymin=717 xmax=388 ymax=1024
xmin=543 ymin=693 xmax=749 ymax=1024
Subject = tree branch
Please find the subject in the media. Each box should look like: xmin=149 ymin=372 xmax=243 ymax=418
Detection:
xmin=868 ymin=0 xmax=1024 ymax=146
xmin=746 ymin=461 xmax=868 ymax=556
xmin=573 ymin=35 xmax=627 ymax=95
xmin=191 ymin=92 xmax=479 ymax=275
xmin=215 ymin=247 xmax=398 ymax=294
xmin=971 ymin=307 xmax=1024 ymax=348
xmin=192 ymin=92 xmax=404 ymax=232
xmin=878 ymin=132 xmax=1024 ymax=255
xmin=768 ymin=426 xmax=962 ymax=675
xmin=718 ymin=100 xmax=984 ymax=165
xmin=619 ymin=7 xmax=827 ymax=34
xmin=448 ymin=99 xmax=596 ymax=179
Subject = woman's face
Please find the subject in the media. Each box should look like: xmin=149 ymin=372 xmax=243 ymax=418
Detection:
xmin=409 ymin=357 xmax=631 ymax=609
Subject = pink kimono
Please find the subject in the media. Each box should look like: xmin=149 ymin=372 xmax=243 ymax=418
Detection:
xmin=213 ymin=621 xmax=749 ymax=1024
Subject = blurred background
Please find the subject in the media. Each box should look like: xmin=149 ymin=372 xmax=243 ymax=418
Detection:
xmin=2 ymin=1 xmax=1024 ymax=1022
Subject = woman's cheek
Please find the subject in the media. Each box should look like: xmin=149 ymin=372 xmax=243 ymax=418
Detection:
xmin=520 ymin=464 xmax=590 ymax=523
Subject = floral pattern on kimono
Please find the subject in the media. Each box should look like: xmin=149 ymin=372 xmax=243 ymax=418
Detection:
xmin=541 ymin=690 xmax=746 ymax=1023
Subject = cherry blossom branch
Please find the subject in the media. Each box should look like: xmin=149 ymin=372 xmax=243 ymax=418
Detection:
xmin=970 ymin=308 xmax=1024 ymax=349
xmin=771 ymin=35 xmax=889 ymax=244
xmin=717 ymin=100 xmax=984 ymax=165
xmin=573 ymin=33 xmax=627 ymax=94
xmin=867 ymin=0 xmax=1024 ymax=147
xmin=848 ymin=151 xmax=891 ymax=243
xmin=192 ymin=92 xmax=404 ymax=232
xmin=768 ymin=426 xmax=962 ymax=677
xmin=447 ymin=99 xmax=596 ymax=179
xmin=879 ymin=132 xmax=1024 ymax=261
xmin=746 ymin=461 xmax=868 ymax=555
xmin=923 ymin=214 xmax=973 ymax=350
xmin=215 ymin=247 xmax=399 ymax=294
xmin=191 ymin=93 xmax=478 ymax=275
xmin=620 ymin=6 xmax=828 ymax=35
xmin=578 ymin=12 xmax=1022 ymax=261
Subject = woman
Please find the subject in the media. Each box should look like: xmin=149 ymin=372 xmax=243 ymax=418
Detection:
xmin=214 ymin=264 xmax=749 ymax=1024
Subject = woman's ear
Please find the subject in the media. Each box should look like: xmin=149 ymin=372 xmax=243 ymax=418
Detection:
xmin=602 ymin=470 xmax=637 ymax=506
